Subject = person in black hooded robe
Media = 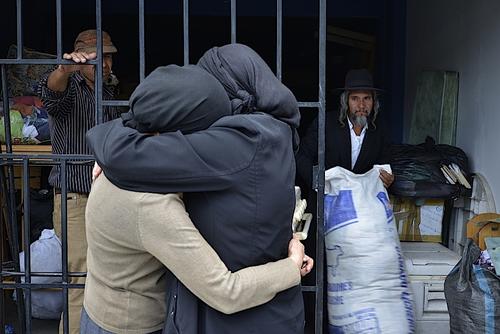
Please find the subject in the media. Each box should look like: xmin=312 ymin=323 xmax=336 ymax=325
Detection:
xmin=82 ymin=64 xmax=310 ymax=333
xmin=86 ymin=44 xmax=305 ymax=334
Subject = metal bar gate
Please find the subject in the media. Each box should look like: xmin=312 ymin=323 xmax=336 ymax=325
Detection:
xmin=0 ymin=0 xmax=326 ymax=332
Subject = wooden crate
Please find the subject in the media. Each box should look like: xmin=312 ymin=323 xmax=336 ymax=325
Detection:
xmin=2 ymin=144 xmax=51 ymax=189
xmin=12 ymin=165 xmax=42 ymax=189
xmin=391 ymin=196 xmax=444 ymax=243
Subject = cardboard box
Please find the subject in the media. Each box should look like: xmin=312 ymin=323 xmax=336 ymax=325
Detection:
xmin=391 ymin=197 xmax=444 ymax=242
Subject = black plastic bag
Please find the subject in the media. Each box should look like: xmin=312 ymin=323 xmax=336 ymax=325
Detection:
xmin=389 ymin=136 xmax=471 ymax=198
xmin=444 ymin=239 xmax=500 ymax=333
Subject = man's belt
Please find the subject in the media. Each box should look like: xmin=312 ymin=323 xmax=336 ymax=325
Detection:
xmin=54 ymin=188 xmax=89 ymax=199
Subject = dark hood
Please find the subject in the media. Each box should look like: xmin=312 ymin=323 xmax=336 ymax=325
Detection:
xmin=122 ymin=64 xmax=231 ymax=134
xmin=197 ymin=44 xmax=300 ymax=149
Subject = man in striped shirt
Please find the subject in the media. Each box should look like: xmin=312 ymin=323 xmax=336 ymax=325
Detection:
xmin=38 ymin=29 xmax=122 ymax=334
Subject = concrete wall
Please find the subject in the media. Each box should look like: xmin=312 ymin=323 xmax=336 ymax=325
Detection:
xmin=405 ymin=0 xmax=500 ymax=205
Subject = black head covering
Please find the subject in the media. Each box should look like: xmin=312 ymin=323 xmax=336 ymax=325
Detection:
xmin=197 ymin=43 xmax=300 ymax=149
xmin=121 ymin=64 xmax=231 ymax=134
xmin=338 ymin=68 xmax=383 ymax=92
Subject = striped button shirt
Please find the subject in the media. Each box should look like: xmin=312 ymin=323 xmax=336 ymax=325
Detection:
xmin=38 ymin=71 xmax=123 ymax=193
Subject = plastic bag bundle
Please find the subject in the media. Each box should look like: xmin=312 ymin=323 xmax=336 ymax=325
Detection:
xmin=17 ymin=229 xmax=63 ymax=319
xmin=445 ymin=239 xmax=500 ymax=334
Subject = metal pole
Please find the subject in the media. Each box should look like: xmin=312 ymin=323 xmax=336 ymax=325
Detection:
xmin=1 ymin=64 xmax=25 ymax=334
xmin=22 ymin=160 xmax=32 ymax=331
xmin=231 ymin=0 xmax=237 ymax=43
xmin=315 ymin=0 xmax=327 ymax=332
xmin=0 ymin=157 xmax=6 ymax=334
xmin=1 ymin=66 xmax=13 ymax=154
xmin=16 ymin=0 xmax=23 ymax=59
xmin=183 ymin=0 xmax=190 ymax=65
xmin=95 ymin=0 xmax=103 ymax=124
xmin=139 ymin=0 xmax=146 ymax=80
xmin=276 ymin=0 xmax=282 ymax=81
xmin=60 ymin=160 xmax=69 ymax=334
xmin=56 ymin=0 xmax=63 ymax=59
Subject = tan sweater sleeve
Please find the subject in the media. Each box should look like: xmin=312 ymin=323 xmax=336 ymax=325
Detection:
xmin=137 ymin=193 xmax=301 ymax=315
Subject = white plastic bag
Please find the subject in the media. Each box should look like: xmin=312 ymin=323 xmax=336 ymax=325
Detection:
xmin=324 ymin=166 xmax=414 ymax=334
xmin=17 ymin=229 xmax=63 ymax=319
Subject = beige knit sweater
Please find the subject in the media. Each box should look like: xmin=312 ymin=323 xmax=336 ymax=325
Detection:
xmin=83 ymin=175 xmax=300 ymax=334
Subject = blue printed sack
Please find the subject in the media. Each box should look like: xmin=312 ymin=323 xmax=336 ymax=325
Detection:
xmin=324 ymin=166 xmax=415 ymax=334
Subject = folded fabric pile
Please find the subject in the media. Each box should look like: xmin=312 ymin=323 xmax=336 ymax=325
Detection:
xmin=0 ymin=96 xmax=50 ymax=144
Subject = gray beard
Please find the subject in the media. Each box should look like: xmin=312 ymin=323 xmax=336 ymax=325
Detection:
xmin=350 ymin=114 xmax=367 ymax=128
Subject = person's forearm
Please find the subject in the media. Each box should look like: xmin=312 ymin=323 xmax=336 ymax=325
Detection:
xmin=47 ymin=66 xmax=71 ymax=92
xmin=200 ymin=258 xmax=300 ymax=314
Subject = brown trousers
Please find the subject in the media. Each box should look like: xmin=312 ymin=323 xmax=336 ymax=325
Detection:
xmin=53 ymin=193 xmax=88 ymax=334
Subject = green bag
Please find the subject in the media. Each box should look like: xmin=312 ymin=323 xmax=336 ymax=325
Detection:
xmin=0 ymin=109 xmax=24 ymax=143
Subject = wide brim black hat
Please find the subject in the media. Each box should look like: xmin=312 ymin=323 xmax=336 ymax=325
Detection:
xmin=335 ymin=68 xmax=384 ymax=92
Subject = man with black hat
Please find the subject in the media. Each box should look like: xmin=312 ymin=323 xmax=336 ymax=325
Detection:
xmin=37 ymin=29 xmax=122 ymax=334
xmin=296 ymin=68 xmax=393 ymax=194
xmin=296 ymin=69 xmax=393 ymax=332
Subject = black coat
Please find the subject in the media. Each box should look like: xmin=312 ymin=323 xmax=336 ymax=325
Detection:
xmin=87 ymin=113 xmax=304 ymax=334
xmin=295 ymin=110 xmax=391 ymax=294
xmin=296 ymin=110 xmax=391 ymax=192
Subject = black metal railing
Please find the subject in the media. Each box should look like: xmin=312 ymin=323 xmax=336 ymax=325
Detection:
xmin=0 ymin=0 xmax=326 ymax=332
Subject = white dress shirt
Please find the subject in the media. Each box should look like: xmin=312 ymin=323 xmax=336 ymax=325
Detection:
xmin=348 ymin=118 xmax=367 ymax=169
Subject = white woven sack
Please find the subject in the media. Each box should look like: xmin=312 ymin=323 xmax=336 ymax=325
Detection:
xmin=324 ymin=166 xmax=414 ymax=334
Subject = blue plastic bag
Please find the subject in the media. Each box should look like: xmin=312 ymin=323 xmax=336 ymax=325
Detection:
xmin=445 ymin=238 xmax=500 ymax=333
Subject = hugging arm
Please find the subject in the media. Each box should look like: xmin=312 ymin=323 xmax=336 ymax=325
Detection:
xmin=138 ymin=194 xmax=309 ymax=314
xmin=87 ymin=118 xmax=260 ymax=193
